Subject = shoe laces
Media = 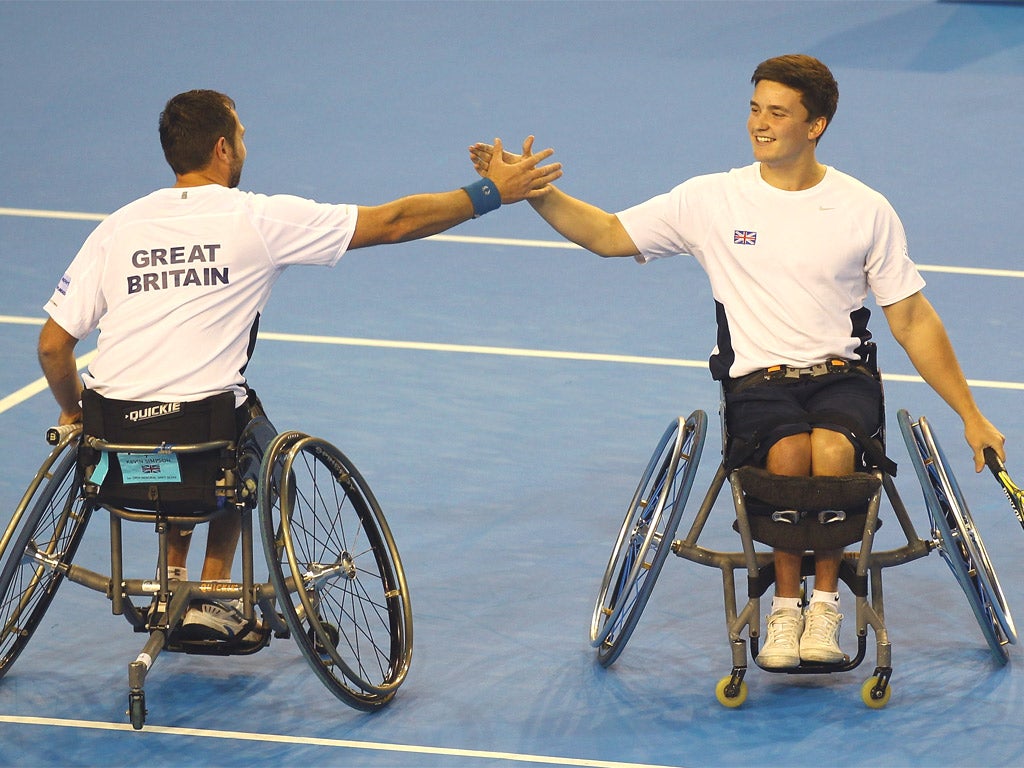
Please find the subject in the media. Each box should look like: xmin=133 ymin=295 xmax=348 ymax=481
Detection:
xmin=765 ymin=610 xmax=802 ymax=647
xmin=803 ymin=603 xmax=842 ymax=642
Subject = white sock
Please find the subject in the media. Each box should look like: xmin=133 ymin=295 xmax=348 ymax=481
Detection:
xmin=810 ymin=590 xmax=840 ymax=610
xmin=771 ymin=596 xmax=802 ymax=613
xmin=166 ymin=566 xmax=188 ymax=581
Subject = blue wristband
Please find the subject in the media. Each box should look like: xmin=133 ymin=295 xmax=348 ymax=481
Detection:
xmin=461 ymin=177 xmax=501 ymax=218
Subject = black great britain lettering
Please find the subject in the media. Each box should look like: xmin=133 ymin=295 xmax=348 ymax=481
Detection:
xmin=132 ymin=243 xmax=221 ymax=268
xmin=127 ymin=243 xmax=229 ymax=294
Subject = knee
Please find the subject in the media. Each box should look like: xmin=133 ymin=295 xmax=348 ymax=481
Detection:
xmin=810 ymin=429 xmax=855 ymax=476
xmin=766 ymin=433 xmax=812 ymax=476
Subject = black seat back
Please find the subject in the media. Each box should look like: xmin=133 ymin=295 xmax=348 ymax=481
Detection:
xmin=80 ymin=389 xmax=238 ymax=515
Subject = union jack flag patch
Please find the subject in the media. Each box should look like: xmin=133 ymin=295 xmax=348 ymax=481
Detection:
xmin=734 ymin=230 xmax=757 ymax=245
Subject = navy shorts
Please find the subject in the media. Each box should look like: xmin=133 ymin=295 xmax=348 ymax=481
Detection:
xmin=724 ymin=371 xmax=882 ymax=467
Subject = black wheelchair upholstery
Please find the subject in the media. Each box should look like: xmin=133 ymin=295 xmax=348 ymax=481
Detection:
xmin=79 ymin=388 xmax=240 ymax=515
xmin=736 ymin=466 xmax=882 ymax=550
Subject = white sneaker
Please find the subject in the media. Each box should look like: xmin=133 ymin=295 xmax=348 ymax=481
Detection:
xmin=800 ymin=601 xmax=844 ymax=663
xmin=179 ymin=598 xmax=248 ymax=641
xmin=757 ymin=607 xmax=804 ymax=669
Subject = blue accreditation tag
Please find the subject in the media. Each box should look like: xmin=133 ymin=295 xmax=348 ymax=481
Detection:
xmin=116 ymin=452 xmax=182 ymax=484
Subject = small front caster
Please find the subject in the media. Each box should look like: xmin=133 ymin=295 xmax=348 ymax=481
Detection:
xmin=861 ymin=674 xmax=891 ymax=709
xmin=715 ymin=672 xmax=748 ymax=708
xmin=128 ymin=690 xmax=147 ymax=730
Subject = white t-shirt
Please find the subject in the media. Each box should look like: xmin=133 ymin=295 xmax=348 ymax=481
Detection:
xmin=45 ymin=185 xmax=358 ymax=405
xmin=616 ymin=163 xmax=925 ymax=379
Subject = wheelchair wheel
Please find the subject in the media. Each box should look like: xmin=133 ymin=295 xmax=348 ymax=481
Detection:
xmin=591 ymin=411 xmax=706 ymax=667
xmin=898 ymin=411 xmax=1017 ymax=664
xmin=258 ymin=432 xmax=412 ymax=711
xmin=0 ymin=433 xmax=91 ymax=677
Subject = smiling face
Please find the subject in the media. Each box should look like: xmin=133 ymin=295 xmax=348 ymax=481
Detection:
xmin=747 ymin=79 xmax=827 ymax=175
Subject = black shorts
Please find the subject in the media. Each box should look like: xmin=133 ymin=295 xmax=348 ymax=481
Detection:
xmin=724 ymin=371 xmax=882 ymax=467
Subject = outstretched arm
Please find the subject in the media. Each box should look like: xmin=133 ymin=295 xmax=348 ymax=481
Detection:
xmin=470 ymin=138 xmax=640 ymax=258
xmin=883 ymin=291 xmax=1005 ymax=470
xmin=349 ymin=138 xmax=562 ymax=249
xmin=38 ymin=318 xmax=83 ymax=425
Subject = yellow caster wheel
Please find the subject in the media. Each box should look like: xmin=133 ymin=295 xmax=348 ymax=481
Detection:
xmin=715 ymin=675 xmax=748 ymax=708
xmin=861 ymin=675 xmax=891 ymax=709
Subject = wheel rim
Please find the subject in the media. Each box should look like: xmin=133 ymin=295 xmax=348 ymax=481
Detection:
xmin=260 ymin=433 xmax=411 ymax=707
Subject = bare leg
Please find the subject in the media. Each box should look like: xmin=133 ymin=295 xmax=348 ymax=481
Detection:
xmin=167 ymin=524 xmax=192 ymax=570
xmin=808 ymin=427 xmax=856 ymax=592
xmin=767 ymin=428 xmax=856 ymax=595
xmin=767 ymin=433 xmax=812 ymax=598
xmin=200 ymin=513 xmax=240 ymax=581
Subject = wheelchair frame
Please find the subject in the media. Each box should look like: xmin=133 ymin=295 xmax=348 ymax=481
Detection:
xmin=591 ymin=408 xmax=1016 ymax=708
xmin=0 ymin=416 xmax=413 ymax=729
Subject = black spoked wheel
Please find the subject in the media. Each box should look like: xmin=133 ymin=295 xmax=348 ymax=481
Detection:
xmin=899 ymin=410 xmax=1016 ymax=664
xmin=258 ymin=432 xmax=412 ymax=710
xmin=591 ymin=411 xmax=706 ymax=667
xmin=0 ymin=432 xmax=92 ymax=677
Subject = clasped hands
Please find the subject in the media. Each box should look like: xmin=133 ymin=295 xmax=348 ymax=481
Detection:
xmin=470 ymin=136 xmax=559 ymax=203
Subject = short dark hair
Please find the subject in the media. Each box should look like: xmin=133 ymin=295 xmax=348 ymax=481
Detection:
xmin=751 ymin=55 xmax=838 ymax=140
xmin=158 ymin=90 xmax=237 ymax=175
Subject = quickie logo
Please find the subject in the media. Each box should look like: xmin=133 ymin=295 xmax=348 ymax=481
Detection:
xmin=125 ymin=402 xmax=182 ymax=422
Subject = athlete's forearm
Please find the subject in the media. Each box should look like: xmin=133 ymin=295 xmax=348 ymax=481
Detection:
xmin=529 ymin=187 xmax=639 ymax=258
xmin=38 ymin=319 xmax=84 ymax=423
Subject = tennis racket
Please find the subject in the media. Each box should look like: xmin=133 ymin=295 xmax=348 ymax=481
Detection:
xmin=984 ymin=447 xmax=1024 ymax=531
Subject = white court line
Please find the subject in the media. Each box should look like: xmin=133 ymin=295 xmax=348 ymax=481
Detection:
xmin=0 ymin=715 xmax=681 ymax=768
xmin=259 ymin=331 xmax=708 ymax=369
xmin=256 ymin=331 xmax=1024 ymax=391
xmin=2 ymin=206 xmax=1024 ymax=279
xmin=1 ymin=318 xmax=1022 ymax=409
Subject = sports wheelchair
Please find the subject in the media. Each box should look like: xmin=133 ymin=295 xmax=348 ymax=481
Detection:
xmin=590 ymin=373 xmax=1016 ymax=709
xmin=0 ymin=391 xmax=413 ymax=729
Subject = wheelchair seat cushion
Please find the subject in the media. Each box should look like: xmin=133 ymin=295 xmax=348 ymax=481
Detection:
xmin=80 ymin=389 xmax=238 ymax=514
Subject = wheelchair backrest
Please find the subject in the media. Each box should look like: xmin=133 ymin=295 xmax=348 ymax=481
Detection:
xmin=79 ymin=389 xmax=239 ymax=515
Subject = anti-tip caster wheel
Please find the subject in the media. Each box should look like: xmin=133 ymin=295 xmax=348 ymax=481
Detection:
xmin=715 ymin=675 xmax=748 ymax=708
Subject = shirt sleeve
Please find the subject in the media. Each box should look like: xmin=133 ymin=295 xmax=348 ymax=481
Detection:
xmin=616 ymin=177 xmax=710 ymax=264
xmin=249 ymin=193 xmax=358 ymax=268
xmin=863 ymin=199 xmax=926 ymax=306
xmin=43 ymin=224 xmax=109 ymax=339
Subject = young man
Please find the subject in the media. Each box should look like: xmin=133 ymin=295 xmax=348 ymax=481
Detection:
xmin=38 ymin=89 xmax=561 ymax=641
xmin=471 ymin=54 xmax=1004 ymax=668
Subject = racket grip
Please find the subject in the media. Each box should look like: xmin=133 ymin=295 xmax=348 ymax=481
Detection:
xmin=46 ymin=424 xmax=78 ymax=445
xmin=983 ymin=446 xmax=1005 ymax=476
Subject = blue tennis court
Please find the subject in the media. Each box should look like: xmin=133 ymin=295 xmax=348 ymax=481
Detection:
xmin=1 ymin=1 xmax=1023 ymax=766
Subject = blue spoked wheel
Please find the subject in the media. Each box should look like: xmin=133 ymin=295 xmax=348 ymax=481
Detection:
xmin=898 ymin=410 xmax=1017 ymax=664
xmin=591 ymin=411 xmax=706 ymax=667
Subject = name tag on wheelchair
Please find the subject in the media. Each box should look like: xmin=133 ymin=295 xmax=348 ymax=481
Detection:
xmin=93 ymin=452 xmax=183 ymax=485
